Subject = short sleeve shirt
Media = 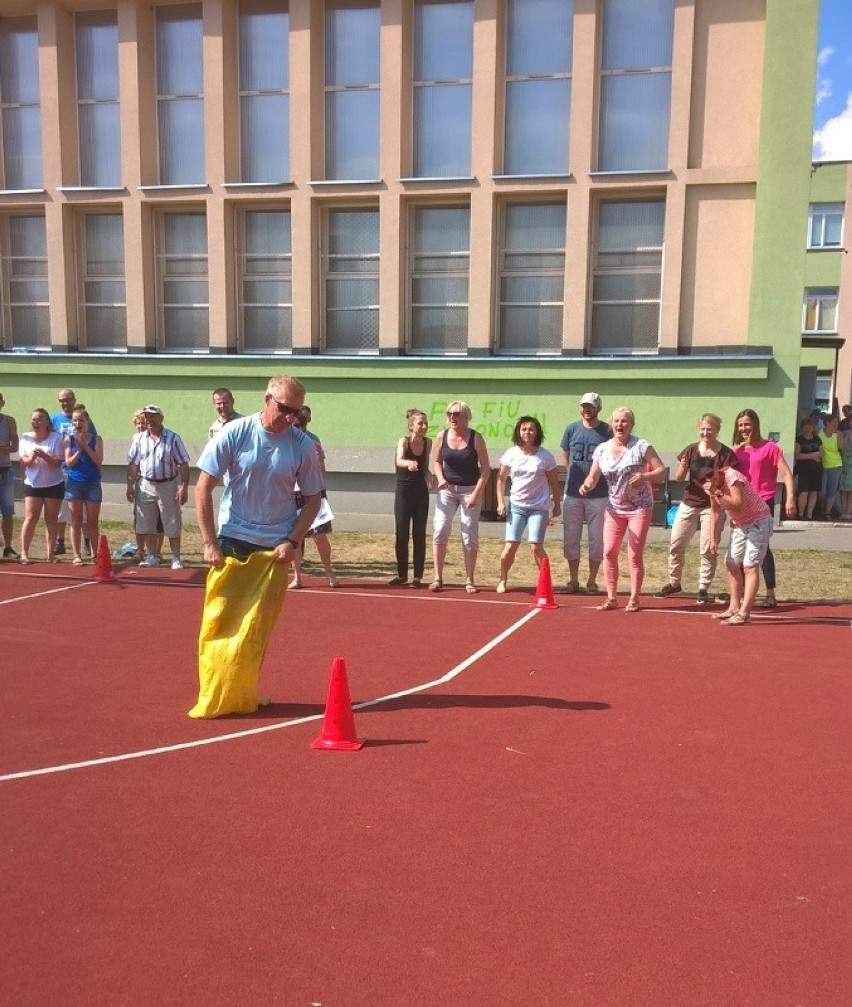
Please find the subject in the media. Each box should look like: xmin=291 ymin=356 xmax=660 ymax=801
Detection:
xmin=732 ymin=440 xmax=784 ymax=503
xmin=561 ymin=420 xmax=612 ymax=498
xmin=127 ymin=428 xmax=190 ymax=480
xmin=678 ymin=442 xmax=738 ymax=508
xmin=592 ymin=436 xmax=654 ymax=514
xmin=499 ymin=446 xmax=556 ymax=510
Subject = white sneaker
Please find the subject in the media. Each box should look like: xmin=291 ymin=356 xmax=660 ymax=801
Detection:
xmin=140 ymin=554 xmax=160 ymax=567
xmin=171 ymin=557 xmax=184 ymax=570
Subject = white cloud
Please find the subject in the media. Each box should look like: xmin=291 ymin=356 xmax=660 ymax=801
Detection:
xmin=813 ymin=93 xmax=852 ymax=160
xmin=816 ymin=76 xmax=833 ymax=105
xmin=818 ymin=45 xmax=835 ymax=66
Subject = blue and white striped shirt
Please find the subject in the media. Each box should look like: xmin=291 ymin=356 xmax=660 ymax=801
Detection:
xmin=127 ymin=428 xmax=190 ymax=480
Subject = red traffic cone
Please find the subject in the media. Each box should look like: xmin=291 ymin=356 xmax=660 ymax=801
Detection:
xmin=311 ymin=657 xmax=363 ymax=751
xmin=95 ymin=534 xmax=115 ymax=582
xmin=530 ymin=556 xmax=558 ymax=610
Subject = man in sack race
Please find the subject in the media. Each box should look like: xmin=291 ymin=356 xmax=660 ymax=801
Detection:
xmin=189 ymin=375 xmax=323 ymax=719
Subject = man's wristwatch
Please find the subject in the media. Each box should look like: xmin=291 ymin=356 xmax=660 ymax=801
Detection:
xmin=284 ymin=537 xmax=300 ymax=550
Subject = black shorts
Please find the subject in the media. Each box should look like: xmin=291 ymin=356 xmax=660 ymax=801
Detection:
xmin=25 ymin=482 xmax=66 ymax=499
xmin=795 ymin=464 xmax=822 ymax=494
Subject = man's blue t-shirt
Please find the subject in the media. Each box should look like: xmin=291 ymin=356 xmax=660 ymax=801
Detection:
xmin=560 ymin=420 xmax=612 ymax=498
xmin=197 ymin=414 xmax=324 ymax=547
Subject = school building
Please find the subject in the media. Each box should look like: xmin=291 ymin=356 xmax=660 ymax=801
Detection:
xmin=0 ymin=0 xmax=845 ymax=511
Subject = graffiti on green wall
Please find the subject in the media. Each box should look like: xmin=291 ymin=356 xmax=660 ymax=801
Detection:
xmin=427 ymin=399 xmax=549 ymax=442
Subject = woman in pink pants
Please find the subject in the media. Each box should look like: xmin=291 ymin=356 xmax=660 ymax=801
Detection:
xmin=579 ymin=407 xmax=666 ymax=612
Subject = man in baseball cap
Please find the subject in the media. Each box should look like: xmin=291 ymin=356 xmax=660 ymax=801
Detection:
xmin=560 ymin=392 xmax=612 ymax=593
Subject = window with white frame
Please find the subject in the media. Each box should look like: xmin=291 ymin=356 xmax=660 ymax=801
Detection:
xmin=504 ymin=0 xmax=573 ymax=176
xmin=589 ymin=199 xmax=664 ymax=354
xmin=413 ymin=0 xmax=473 ymax=178
xmin=322 ymin=208 xmax=379 ymax=351
xmin=325 ymin=1 xmax=380 ymax=181
xmin=598 ymin=0 xmax=673 ymax=171
xmin=156 ymin=4 xmax=204 ymax=185
xmin=802 ymin=288 xmax=838 ymax=334
xmin=0 ymin=214 xmax=49 ymax=348
xmin=77 ymin=212 xmax=126 ymax=349
xmin=409 ymin=205 xmax=469 ymax=353
xmin=238 ymin=209 xmax=292 ymax=352
xmin=76 ymin=11 xmax=121 ymax=188
xmin=497 ymin=202 xmax=565 ymax=353
xmin=0 ymin=17 xmax=42 ymax=190
xmin=239 ymin=0 xmax=289 ymax=183
xmin=807 ymin=203 xmax=844 ymax=249
xmin=156 ymin=211 xmax=208 ymax=350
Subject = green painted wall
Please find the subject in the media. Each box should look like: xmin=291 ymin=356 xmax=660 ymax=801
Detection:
xmin=748 ymin=0 xmax=820 ymax=442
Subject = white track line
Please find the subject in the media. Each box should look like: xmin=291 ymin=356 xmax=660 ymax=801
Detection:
xmin=0 ymin=607 xmax=541 ymax=783
xmin=0 ymin=580 xmax=96 ymax=605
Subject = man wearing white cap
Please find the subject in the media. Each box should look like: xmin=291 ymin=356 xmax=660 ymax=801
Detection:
xmin=560 ymin=392 xmax=612 ymax=593
xmin=126 ymin=405 xmax=190 ymax=569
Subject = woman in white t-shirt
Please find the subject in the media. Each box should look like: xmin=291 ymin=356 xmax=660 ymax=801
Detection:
xmin=579 ymin=406 xmax=666 ymax=612
xmin=18 ymin=408 xmax=66 ymax=564
xmin=495 ymin=416 xmax=561 ymax=594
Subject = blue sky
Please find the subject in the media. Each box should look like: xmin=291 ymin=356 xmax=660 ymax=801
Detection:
xmin=813 ymin=0 xmax=852 ymax=160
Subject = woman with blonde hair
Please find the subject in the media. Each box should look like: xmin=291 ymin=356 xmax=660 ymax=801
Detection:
xmin=64 ymin=407 xmax=103 ymax=565
xmin=18 ymin=409 xmax=65 ymax=563
xmin=430 ymin=400 xmax=490 ymax=593
xmin=389 ymin=409 xmax=434 ymax=587
xmin=656 ymin=413 xmax=738 ymax=604
xmin=579 ymin=407 xmax=666 ymax=612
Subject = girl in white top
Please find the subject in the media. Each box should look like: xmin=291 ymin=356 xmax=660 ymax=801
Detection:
xmin=18 ymin=408 xmax=66 ymax=564
xmin=495 ymin=416 xmax=561 ymax=594
xmin=580 ymin=407 xmax=666 ymax=612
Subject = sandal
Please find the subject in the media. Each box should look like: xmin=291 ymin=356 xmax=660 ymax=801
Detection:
xmin=465 ymin=581 xmax=478 ymax=594
xmin=625 ymin=598 xmax=641 ymax=613
xmin=712 ymin=609 xmax=737 ymax=621
xmin=72 ymin=556 xmax=84 ymax=567
xmin=327 ymin=574 xmax=339 ymax=588
xmin=722 ymin=611 xmax=750 ymax=626
xmin=288 ymin=578 xmax=303 ymax=590
xmin=597 ymin=598 xmax=618 ymax=611
xmin=565 ymin=581 xmax=580 ymax=595
xmin=496 ymin=580 xmax=507 ymax=595
xmin=429 ymin=579 xmax=443 ymax=593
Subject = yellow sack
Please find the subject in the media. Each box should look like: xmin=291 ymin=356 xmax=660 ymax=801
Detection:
xmin=188 ymin=551 xmax=289 ymax=719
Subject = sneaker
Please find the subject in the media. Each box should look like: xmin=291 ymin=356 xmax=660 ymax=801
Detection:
xmin=53 ymin=540 xmax=66 ymax=556
xmin=140 ymin=554 xmax=160 ymax=567
xmin=171 ymin=557 xmax=184 ymax=570
xmin=655 ymin=583 xmax=682 ymax=598
xmin=696 ymin=588 xmax=710 ymax=605
xmin=2 ymin=546 xmax=20 ymax=559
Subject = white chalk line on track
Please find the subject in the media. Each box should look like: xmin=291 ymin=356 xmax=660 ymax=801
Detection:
xmin=0 ymin=579 xmax=96 ymax=605
xmin=0 ymin=607 xmax=542 ymax=783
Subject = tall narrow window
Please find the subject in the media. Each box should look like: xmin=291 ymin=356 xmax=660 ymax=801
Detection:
xmin=78 ymin=213 xmax=126 ymax=349
xmin=802 ymin=289 xmax=838 ymax=334
xmin=497 ymin=203 xmax=565 ymax=353
xmin=239 ymin=209 xmax=292 ymax=352
xmin=239 ymin=0 xmax=289 ymax=183
xmin=156 ymin=5 xmax=204 ymax=185
xmin=409 ymin=206 xmax=469 ymax=353
xmin=325 ymin=1 xmax=380 ymax=180
xmin=598 ymin=0 xmax=673 ymax=171
xmin=590 ymin=200 xmax=664 ymax=354
xmin=0 ymin=215 xmax=49 ymax=348
xmin=807 ymin=204 xmax=844 ymax=249
xmin=504 ymin=0 xmax=572 ymax=176
xmin=157 ymin=211 xmax=208 ymax=350
xmin=0 ymin=17 xmax=42 ymax=189
xmin=323 ymin=208 xmax=379 ymax=351
xmin=76 ymin=11 xmax=121 ymax=188
xmin=413 ymin=0 xmax=472 ymax=178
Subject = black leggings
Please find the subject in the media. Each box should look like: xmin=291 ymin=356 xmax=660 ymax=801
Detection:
xmin=394 ymin=481 xmax=429 ymax=580
xmin=761 ymin=546 xmax=776 ymax=590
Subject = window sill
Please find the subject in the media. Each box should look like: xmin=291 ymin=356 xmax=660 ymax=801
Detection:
xmin=222 ymin=181 xmax=294 ymax=189
xmin=588 ymin=169 xmax=672 ymax=178
xmin=398 ymin=176 xmax=475 ymax=183
xmin=138 ymin=184 xmax=210 ymax=192
xmin=58 ymin=186 xmax=127 ymax=193
xmin=309 ymin=178 xmax=383 ymax=187
xmin=0 ymin=188 xmax=46 ymax=195
xmin=491 ymin=173 xmax=572 ymax=181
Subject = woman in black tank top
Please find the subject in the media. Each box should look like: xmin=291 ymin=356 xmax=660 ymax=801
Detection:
xmin=429 ymin=400 xmax=490 ymax=593
xmin=389 ymin=409 xmax=433 ymax=587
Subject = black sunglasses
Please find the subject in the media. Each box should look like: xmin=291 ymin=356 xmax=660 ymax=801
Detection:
xmin=447 ymin=411 xmax=462 ymax=419
xmin=269 ymin=394 xmax=301 ymax=417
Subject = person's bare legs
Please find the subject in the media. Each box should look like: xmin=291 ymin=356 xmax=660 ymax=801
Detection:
xmin=313 ymin=532 xmax=337 ymax=585
xmin=498 ymin=541 xmax=519 ymax=592
xmin=20 ymin=497 xmax=44 ymax=561
xmin=432 ymin=540 xmax=447 ymax=586
xmin=43 ymin=499 xmax=61 ymax=561
xmin=68 ymin=499 xmax=85 ymax=561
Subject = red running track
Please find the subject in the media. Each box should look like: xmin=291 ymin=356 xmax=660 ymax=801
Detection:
xmin=1 ymin=565 xmax=851 ymax=1006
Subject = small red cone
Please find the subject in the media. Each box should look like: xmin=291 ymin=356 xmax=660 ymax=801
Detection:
xmin=530 ymin=555 xmax=558 ymax=610
xmin=95 ymin=534 xmax=115 ymax=582
xmin=311 ymin=657 xmax=363 ymax=751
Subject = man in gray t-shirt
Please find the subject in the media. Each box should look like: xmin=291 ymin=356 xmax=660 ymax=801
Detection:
xmin=560 ymin=392 xmax=612 ymax=594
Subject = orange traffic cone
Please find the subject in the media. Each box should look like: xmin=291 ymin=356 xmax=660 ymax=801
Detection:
xmin=95 ymin=534 xmax=115 ymax=582
xmin=311 ymin=657 xmax=363 ymax=751
xmin=530 ymin=555 xmax=558 ymax=610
